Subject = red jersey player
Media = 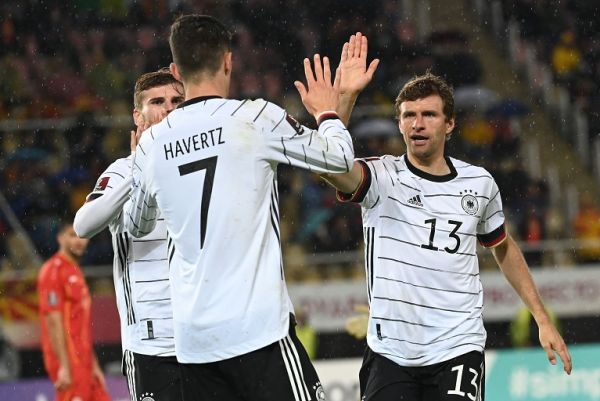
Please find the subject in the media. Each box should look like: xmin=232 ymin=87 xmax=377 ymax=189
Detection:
xmin=37 ymin=221 xmax=110 ymax=401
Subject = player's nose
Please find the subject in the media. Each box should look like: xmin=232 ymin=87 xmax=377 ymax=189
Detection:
xmin=412 ymin=114 xmax=424 ymax=130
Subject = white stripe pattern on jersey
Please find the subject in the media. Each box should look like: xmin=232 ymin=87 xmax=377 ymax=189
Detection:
xmin=355 ymin=155 xmax=504 ymax=367
xmin=83 ymin=156 xmax=175 ymax=356
xmin=117 ymin=232 xmax=135 ymax=324
xmin=364 ymin=226 xmax=375 ymax=304
xmin=279 ymin=335 xmax=312 ymax=401
xmin=126 ymin=97 xmax=354 ymax=363
xmin=125 ymin=350 xmax=137 ymax=401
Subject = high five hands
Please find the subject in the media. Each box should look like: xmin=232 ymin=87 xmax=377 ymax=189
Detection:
xmin=294 ymin=32 xmax=379 ymax=124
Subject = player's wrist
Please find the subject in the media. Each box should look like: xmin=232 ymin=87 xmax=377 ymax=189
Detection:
xmin=315 ymin=110 xmax=339 ymax=125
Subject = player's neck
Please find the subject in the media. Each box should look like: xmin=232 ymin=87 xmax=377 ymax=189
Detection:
xmin=58 ymin=250 xmax=80 ymax=266
xmin=406 ymin=153 xmax=450 ymax=176
xmin=184 ymin=77 xmax=228 ymax=101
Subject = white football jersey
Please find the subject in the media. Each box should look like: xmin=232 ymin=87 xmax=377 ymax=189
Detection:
xmin=126 ymin=96 xmax=354 ymax=363
xmin=339 ymin=154 xmax=506 ymax=367
xmin=82 ymin=156 xmax=175 ymax=357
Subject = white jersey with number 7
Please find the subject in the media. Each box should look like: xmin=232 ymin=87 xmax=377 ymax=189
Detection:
xmin=126 ymin=96 xmax=353 ymax=363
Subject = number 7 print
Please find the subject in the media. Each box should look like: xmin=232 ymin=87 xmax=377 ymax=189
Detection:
xmin=178 ymin=156 xmax=218 ymax=249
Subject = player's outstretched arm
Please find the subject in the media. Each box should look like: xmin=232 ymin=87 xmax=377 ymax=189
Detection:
xmin=492 ymin=234 xmax=572 ymax=374
xmin=74 ymin=117 xmax=161 ymax=238
xmin=336 ymin=32 xmax=380 ymax=125
xmin=74 ymin=172 xmax=132 ymax=238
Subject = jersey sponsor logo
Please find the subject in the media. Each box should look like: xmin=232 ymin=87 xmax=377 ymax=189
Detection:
xmin=94 ymin=176 xmax=110 ymax=191
xmin=407 ymin=194 xmax=423 ymax=207
xmin=285 ymin=114 xmax=303 ymax=135
xmin=460 ymin=191 xmax=479 ymax=215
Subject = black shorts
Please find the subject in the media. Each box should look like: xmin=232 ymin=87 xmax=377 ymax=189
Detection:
xmin=359 ymin=347 xmax=485 ymax=401
xmin=180 ymin=314 xmax=325 ymax=401
xmin=123 ymin=350 xmax=182 ymax=401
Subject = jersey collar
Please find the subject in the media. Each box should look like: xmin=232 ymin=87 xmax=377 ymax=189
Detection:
xmin=177 ymin=95 xmax=223 ymax=109
xmin=404 ymin=154 xmax=457 ymax=182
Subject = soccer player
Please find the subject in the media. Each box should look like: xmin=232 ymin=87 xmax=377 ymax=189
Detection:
xmin=322 ymin=72 xmax=572 ymax=400
xmin=125 ymin=14 xmax=357 ymax=401
xmin=37 ymin=221 xmax=110 ymax=401
xmin=73 ymin=69 xmax=184 ymax=401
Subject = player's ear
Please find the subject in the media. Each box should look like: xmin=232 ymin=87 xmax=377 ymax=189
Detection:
xmin=445 ymin=117 xmax=455 ymax=133
xmin=133 ymin=108 xmax=142 ymax=127
xmin=223 ymin=51 xmax=232 ymax=76
xmin=170 ymin=62 xmax=182 ymax=81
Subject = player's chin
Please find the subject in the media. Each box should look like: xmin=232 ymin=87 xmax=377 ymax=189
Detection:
xmin=72 ymin=247 xmax=87 ymax=257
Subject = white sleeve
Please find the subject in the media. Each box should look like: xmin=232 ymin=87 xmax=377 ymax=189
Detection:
xmin=73 ymin=159 xmax=132 ymax=238
xmin=477 ymin=177 xmax=507 ymax=247
xmin=263 ymin=104 xmax=354 ymax=173
xmin=125 ymin=133 xmax=159 ymax=238
xmin=73 ymin=174 xmax=132 ymax=238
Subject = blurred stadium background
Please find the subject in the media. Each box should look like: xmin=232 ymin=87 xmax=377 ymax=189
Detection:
xmin=0 ymin=0 xmax=599 ymax=400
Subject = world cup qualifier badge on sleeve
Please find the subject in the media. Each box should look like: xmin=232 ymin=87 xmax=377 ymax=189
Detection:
xmin=94 ymin=176 xmax=110 ymax=192
xmin=285 ymin=114 xmax=304 ymax=135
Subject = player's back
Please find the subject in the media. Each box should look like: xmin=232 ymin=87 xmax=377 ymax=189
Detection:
xmin=130 ymin=96 xmax=353 ymax=362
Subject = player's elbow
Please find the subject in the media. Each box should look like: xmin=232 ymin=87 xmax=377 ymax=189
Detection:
xmin=73 ymin=213 xmax=92 ymax=239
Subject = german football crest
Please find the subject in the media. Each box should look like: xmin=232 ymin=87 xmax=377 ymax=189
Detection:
xmin=460 ymin=190 xmax=479 ymax=215
xmin=313 ymin=382 xmax=326 ymax=400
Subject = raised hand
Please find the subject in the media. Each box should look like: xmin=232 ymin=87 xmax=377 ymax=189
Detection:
xmin=294 ymin=54 xmax=341 ymax=122
xmin=130 ymin=109 xmax=168 ymax=153
xmin=336 ymin=32 xmax=380 ymax=96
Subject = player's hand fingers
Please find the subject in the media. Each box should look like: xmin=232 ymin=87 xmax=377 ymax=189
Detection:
xmin=323 ymin=56 xmax=332 ymax=86
xmin=55 ymin=379 xmax=70 ymax=391
xmin=543 ymin=342 xmax=557 ymax=366
xmin=348 ymin=34 xmax=356 ymax=58
xmin=555 ymin=341 xmax=572 ymax=374
xmin=367 ymin=59 xmax=380 ymax=79
xmin=354 ymin=32 xmax=363 ymax=58
xmin=333 ymin=67 xmax=341 ymax=91
xmin=339 ymin=42 xmax=349 ymax=64
xmin=561 ymin=350 xmax=573 ymax=374
xmin=313 ymin=54 xmax=324 ymax=82
xmin=359 ymin=33 xmax=368 ymax=60
xmin=294 ymin=81 xmax=308 ymax=100
xmin=155 ymin=109 xmax=168 ymax=125
xmin=130 ymin=130 xmax=137 ymax=153
xmin=303 ymin=58 xmax=315 ymax=88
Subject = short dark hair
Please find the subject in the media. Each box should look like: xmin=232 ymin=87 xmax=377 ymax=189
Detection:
xmin=56 ymin=217 xmax=74 ymax=235
xmin=395 ymin=72 xmax=455 ymax=121
xmin=169 ymin=14 xmax=232 ymax=82
xmin=133 ymin=67 xmax=182 ymax=109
